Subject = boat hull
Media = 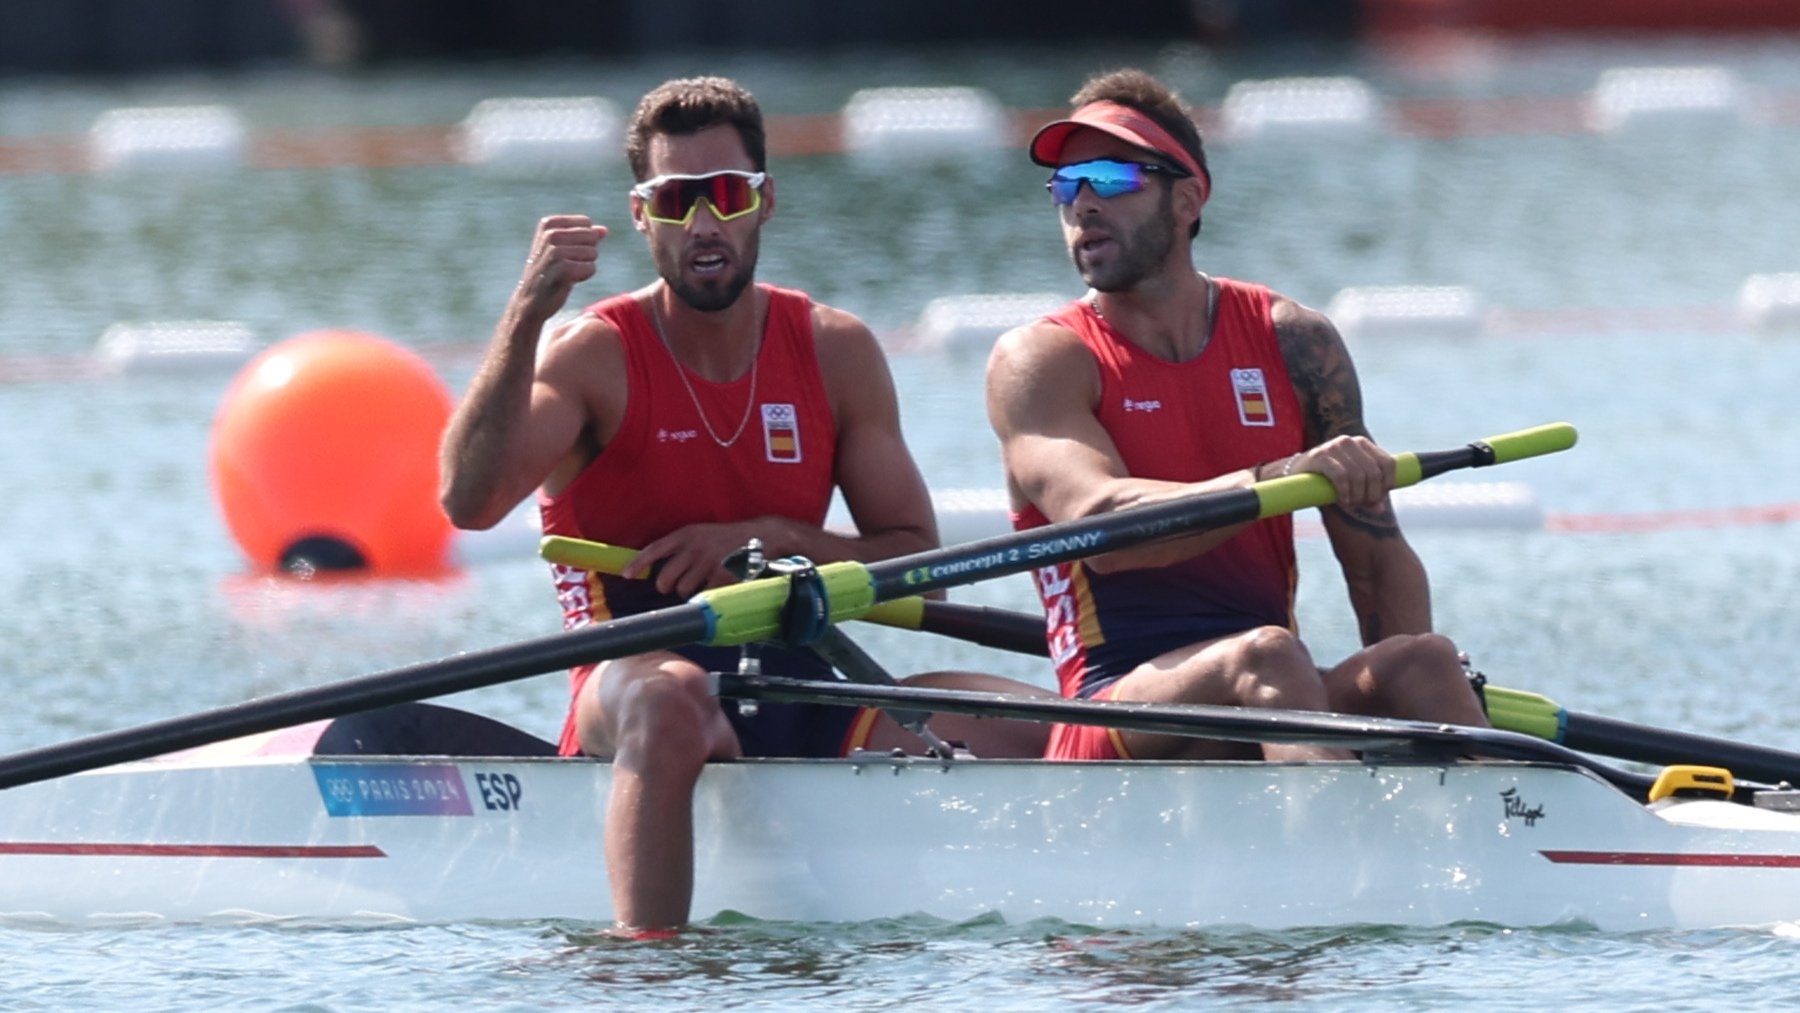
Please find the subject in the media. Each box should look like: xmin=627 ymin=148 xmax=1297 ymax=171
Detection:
xmin=6 ymin=752 xmax=1800 ymax=929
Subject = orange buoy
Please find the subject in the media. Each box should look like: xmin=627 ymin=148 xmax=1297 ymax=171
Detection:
xmin=210 ymin=329 xmax=455 ymax=576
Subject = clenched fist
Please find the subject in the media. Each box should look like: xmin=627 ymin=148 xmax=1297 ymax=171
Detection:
xmin=516 ymin=215 xmax=607 ymax=319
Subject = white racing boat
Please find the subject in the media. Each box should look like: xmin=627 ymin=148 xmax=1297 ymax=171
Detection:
xmin=19 ymin=422 xmax=1790 ymax=931
xmin=4 ymin=693 xmax=1800 ymax=930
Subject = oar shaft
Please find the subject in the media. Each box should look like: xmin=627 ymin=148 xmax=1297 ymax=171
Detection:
xmin=1483 ymin=684 xmax=1800 ymax=787
xmin=866 ymin=423 xmax=1576 ymax=601
xmin=0 ymin=608 xmax=709 ymax=791
xmin=864 ymin=489 xmax=1259 ymax=601
xmin=1561 ymin=713 xmax=1800 ymax=787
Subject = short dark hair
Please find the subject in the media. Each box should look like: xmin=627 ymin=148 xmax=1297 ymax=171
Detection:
xmin=1072 ymin=69 xmax=1208 ymax=237
xmin=625 ymin=76 xmax=767 ymax=180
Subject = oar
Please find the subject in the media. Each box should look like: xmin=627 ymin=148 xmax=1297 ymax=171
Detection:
xmin=540 ymin=536 xmax=1051 ymax=657
xmin=552 ymin=536 xmax=1800 ymax=789
xmin=0 ymin=422 xmax=1573 ymax=791
xmin=856 ymin=422 xmax=1574 ymax=601
xmin=1484 ymin=685 xmax=1800 ymax=787
xmin=714 ymin=672 xmax=1662 ymax=798
xmin=540 ymin=419 xmax=1573 ymax=647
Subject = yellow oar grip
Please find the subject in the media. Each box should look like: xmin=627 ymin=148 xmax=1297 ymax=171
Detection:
xmin=540 ymin=535 xmax=883 ymax=646
xmin=864 ymin=596 xmax=926 ymax=630
xmin=1482 ymin=685 xmax=1566 ymax=743
xmin=1486 ymin=422 xmax=1579 ymax=464
xmin=540 ymin=535 xmax=633 ymax=575
xmin=1255 ymin=422 xmax=1578 ymax=519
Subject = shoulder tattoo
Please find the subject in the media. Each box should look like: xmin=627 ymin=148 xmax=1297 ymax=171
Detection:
xmin=1275 ymin=307 xmax=1367 ymax=446
xmin=1276 ymin=306 xmax=1400 ymax=538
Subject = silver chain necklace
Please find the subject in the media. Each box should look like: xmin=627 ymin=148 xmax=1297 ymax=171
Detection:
xmin=648 ymin=295 xmax=760 ymax=449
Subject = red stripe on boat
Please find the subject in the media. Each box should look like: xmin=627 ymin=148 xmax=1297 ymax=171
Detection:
xmin=0 ymin=842 xmax=385 ymax=858
xmin=1542 ymin=850 xmax=1800 ymax=867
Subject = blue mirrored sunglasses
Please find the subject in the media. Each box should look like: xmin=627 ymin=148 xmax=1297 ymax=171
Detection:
xmin=1046 ymin=158 xmax=1189 ymax=206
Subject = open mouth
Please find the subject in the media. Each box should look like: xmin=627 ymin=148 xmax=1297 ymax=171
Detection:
xmin=1078 ymin=235 xmax=1114 ymax=258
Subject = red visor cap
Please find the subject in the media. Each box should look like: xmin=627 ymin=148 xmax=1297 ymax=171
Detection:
xmin=1029 ymin=100 xmax=1210 ymax=197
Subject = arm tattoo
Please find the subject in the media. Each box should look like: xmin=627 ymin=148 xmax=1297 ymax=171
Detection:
xmin=1331 ymin=498 xmax=1401 ymax=539
xmin=1275 ymin=307 xmax=1365 ymax=446
xmin=1276 ymin=303 xmax=1400 ymax=539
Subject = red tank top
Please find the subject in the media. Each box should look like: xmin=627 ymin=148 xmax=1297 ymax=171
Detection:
xmin=539 ymin=284 xmax=838 ymax=629
xmin=1014 ymin=278 xmax=1305 ymax=697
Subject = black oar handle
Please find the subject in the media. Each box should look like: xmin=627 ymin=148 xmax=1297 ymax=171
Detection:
xmin=918 ymin=601 xmax=1048 ymax=657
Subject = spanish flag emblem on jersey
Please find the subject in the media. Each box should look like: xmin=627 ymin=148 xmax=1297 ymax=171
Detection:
xmin=1231 ymin=368 xmax=1275 ymax=427
xmin=762 ymin=402 xmax=802 ymax=462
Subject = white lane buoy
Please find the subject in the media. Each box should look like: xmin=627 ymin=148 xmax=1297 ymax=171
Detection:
xmin=1219 ymin=76 xmax=1383 ymax=141
xmin=905 ymin=292 xmax=1070 ymax=355
xmin=1738 ymin=273 xmax=1800 ymax=332
xmin=1325 ymin=285 xmax=1483 ymax=343
xmin=1392 ymin=481 xmax=1542 ymax=530
xmin=95 ymin=320 xmax=258 ymax=375
xmin=88 ymin=105 xmax=248 ymax=172
xmin=929 ymin=487 xmax=1015 ymax=546
xmin=456 ymin=97 xmax=620 ymax=174
xmin=1588 ymin=66 xmax=1746 ymax=133
xmin=840 ymin=87 xmax=1009 ymax=160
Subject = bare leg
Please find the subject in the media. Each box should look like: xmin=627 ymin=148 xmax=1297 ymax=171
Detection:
xmin=1322 ymin=633 xmax=1489 ymax=727
xmin=1106 ymin=626 xmax=1352 ymax=761
xmin=859 ymin=671 xmax=1055 ymax=758
xmin=574 ymin=651 xmax=741 ymax=931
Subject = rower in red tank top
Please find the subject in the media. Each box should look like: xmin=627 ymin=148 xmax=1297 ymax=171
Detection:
xmin=1013 ymin=279 xmax=1303 ymax=703
xmin=991 ymin=69 xmax=1490 ymax=764
xmin=438 ymin=76 xmax=1049 ymax=932
xmin=541 ymin=284 xmax=852 ymax=758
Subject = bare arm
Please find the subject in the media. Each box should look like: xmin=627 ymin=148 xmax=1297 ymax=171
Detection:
xmin=439 ymin=215 xmax=608 ymax=530
xmin=814 ymin=304 xmax=938 ymax=560
xmin=623 ymin=306 xmax=937 ymax=597
xmin=985 ymin=321 xmax=1260 ymax=574
xmin=1273 ymin=295 xmax=1432 ymax=643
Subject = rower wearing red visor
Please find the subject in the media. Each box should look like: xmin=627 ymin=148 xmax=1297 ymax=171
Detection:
xmin=984 ymin=68 xmax=1491 ymax=762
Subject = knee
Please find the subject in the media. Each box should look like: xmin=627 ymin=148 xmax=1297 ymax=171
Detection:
xmin=1232 ymin=626 xmax=1314 ymax=675
xmin=1230 ymin=627 xmax=1326 ymax=709
xmin=602 ymin=667 xmax=718 ymax=766
xmin=1373 ymin=632 xmax=1463 ymax=678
